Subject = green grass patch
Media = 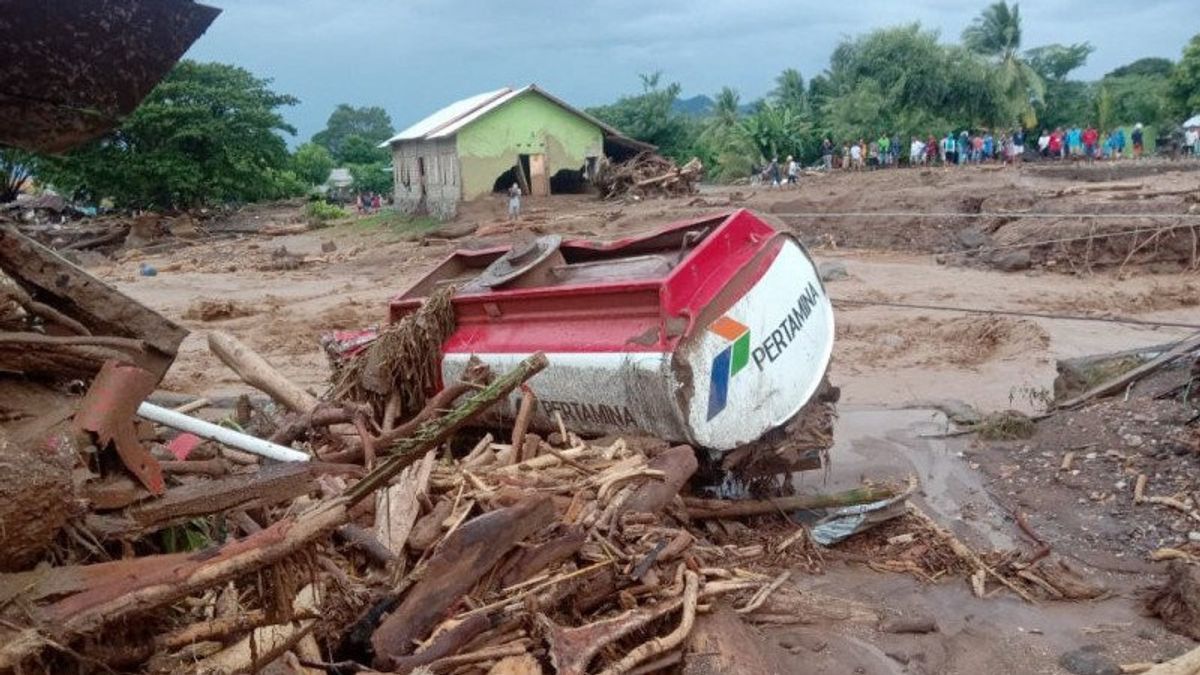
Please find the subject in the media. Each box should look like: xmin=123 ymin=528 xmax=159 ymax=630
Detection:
xmin=353 ymin=210 xmax=441 ymax=238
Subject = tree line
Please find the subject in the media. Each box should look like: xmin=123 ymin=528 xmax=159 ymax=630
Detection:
xmin=590 ymin=3 xmax=1200 ymax=181
xmin=1 ymin=63 xmax=399 ymax=209
xmin=2 ymin=1 xmax=1198 ymax=209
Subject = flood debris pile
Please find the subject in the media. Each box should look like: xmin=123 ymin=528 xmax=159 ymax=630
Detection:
xmin=594 ymin=153 xmax=703 ymax=200
xmin=972 ymin=332 xmax=1200 ymax=640
xmin=0 ymin=198 xmax=319 ymax=267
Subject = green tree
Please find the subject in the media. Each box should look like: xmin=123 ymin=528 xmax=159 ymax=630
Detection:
xmin=1025 ymin=43 xmax=1094 ymax=129
xmin=587 ymin=73 xmax=698 ymax=161
xmin=1025 ymin=43 xmax=1093 ymax=80
xmin=292 ymin=142 xmax=335 ymax=186
xmin=1168 ymin=33 xmax=1200 ymax=117
xmin=348 ymin=163 xmax=392 ymax=195
xmin=1100 ymin=76 xmax=1170 ymax=128
xmin=1 ymin=149 xmax=34 ymax=203
xmin=819 ymin=25 xmax=1000 ymax=140
xmin=699 ymin=88 xmax=758 ymax=181
xmin=312 ymin=104 xmax=395 ymax=162
xmin=338 ymin=134 xmax=389 ymax=164
xmin=37 ymin=60 xmax=300 ymax=209
xmin=1106 ymin=57 xmax=1174 ymax=79
xmin=771 ymin=68 xmax=807 ymax=114
xmin=740 ymin=102 xmax=807 ymax=162
xmin=962 ymin=1 xmax=1044 ymax=127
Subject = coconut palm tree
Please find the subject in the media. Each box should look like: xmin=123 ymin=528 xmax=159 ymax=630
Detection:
xmin=962 ymin=1 xmax=1044 ymax=127
xmin=700 ymin=87 xmax=758 ymax=181
xmin=771 ymin=68 xmax=807 ymax=115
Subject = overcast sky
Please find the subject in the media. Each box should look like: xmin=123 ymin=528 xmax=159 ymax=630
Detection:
xmin=185 ymin=0 xmax=1197 ymax=142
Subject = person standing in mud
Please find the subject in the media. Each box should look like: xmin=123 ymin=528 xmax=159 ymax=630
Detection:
xmin=1132 ymin=123 xmax=1145 ymax=159
xmin=507 ymin=182 xmax=522 ymax=221
xmin=821 ymin=138 xmax=834 ymax=170
xmin=1012 ymin=127 xmax=1025 ymax=165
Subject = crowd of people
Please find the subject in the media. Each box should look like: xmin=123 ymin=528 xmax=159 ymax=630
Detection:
xmin=755 ymin=123 xmax=1156 ymax=185
xmin=356 ymin=191 xmax=383 ymax=213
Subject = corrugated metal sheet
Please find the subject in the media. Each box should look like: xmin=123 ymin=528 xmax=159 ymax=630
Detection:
xmin=379 ymin=88 xmax=511 ymax=146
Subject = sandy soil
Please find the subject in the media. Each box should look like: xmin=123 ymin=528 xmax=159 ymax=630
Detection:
xmin=86 ymin=161 xmax=1200 ymax=674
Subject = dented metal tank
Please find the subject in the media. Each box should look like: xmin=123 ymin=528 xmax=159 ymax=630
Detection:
xmin=390 ymin=209 xmax=835 ymax=453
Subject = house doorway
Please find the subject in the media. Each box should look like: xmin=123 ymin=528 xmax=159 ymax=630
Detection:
xmin=519 ymin=153 xmax=550 ymax=196
xmin=416 ymin=156 xmax=427 ymax=198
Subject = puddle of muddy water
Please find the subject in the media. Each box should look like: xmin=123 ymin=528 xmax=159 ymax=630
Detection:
xmin=795 ymin=406 xmax=1017 ymax=550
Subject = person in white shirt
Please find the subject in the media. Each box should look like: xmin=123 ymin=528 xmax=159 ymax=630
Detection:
xmin=849 ymin=142 xmax=863 ymax=170
xmin=910 ymin=137 xmax=925 ymax=166
xmin=1186 ymin=128 xmax=1200 ymax=157
xmin=1038 ymin=130 xmax=1051 ymax=157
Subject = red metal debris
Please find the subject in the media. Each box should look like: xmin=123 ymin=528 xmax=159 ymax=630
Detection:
xmin=74 ymin=360 xmax=164 ymax=495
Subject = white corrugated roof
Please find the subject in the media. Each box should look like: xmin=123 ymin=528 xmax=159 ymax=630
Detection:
xmin=379 ymin=88 xmax=512 ymax=146
xmin=426 ymin=86 xmax=529 ymax=139
xmin=379 ymin=84 xmax=641 ymax=147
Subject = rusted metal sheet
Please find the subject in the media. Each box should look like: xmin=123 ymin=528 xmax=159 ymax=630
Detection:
xmin=0 ymin=0 xmax=220 ymax=153
xmin=74 ymin=361 xmax=164 ymax=495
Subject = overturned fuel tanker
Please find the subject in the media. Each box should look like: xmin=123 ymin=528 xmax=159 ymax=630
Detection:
xmin=387 ymin=209 xmax=838 ymax=476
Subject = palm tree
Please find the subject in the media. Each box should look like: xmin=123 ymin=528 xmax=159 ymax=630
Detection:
xmin=771 ymin=68 xmax=807 ymax=114
xmin=962 ymin=1 xmax=1044 ymax=127
xmin=700 ymin=88 xmax=758 ymax=181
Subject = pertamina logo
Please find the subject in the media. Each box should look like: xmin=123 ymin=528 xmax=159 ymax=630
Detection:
xmin=705 ymin=316 xmax=751 ymax=420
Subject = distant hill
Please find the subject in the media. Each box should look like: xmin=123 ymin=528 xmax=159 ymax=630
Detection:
xmin=672 ymin=94 xmax=758 ymax=117
xmin=673 ymin=95 xmax=715 ymax=117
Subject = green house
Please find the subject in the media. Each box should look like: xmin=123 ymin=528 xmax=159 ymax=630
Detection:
xmin=380 ymin=85 xmax=649 ymax=219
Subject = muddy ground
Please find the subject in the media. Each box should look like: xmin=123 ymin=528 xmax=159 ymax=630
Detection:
xmin=87 ymin=160 xmax=1200 ymax=674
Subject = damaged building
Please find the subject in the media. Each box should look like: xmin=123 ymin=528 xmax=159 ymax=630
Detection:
xmin=380 ymin=84 xmax=650 ymax=219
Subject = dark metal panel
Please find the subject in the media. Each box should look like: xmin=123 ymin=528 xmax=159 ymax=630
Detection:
xmin=0 ymin=0 xmax=220 ymax=153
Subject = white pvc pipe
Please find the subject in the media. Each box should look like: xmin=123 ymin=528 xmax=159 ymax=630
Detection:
xmin=137 ymin=401 xmax=310 ymax=463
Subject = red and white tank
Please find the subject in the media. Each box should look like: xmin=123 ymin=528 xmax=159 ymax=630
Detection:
xmin=389 ymin=209 xmax=835 ymax=452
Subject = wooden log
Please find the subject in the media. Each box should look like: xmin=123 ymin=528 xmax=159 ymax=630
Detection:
xmin=598 ymin=570 xmax=699 ymax=675
xmin=408 ymin=498 xmax=454 ymax=552
xmin=682 ymin=485 xmax=898 ymax=520
xmin=84 ymin=462 xmax=319 ymax=538
xmin=619 ymin=445 xmax=698 ymax=517
xmin=497 ymin=524 xmax=588 ymax=588
xmin=1056 ymin=330 xmax=1200 ymax=410
xmin=510 ymin=388 xmax=537 ymax=448
xmin=683 ymin=604 xmax=796 ymax=675
xmin=0 ymin=420 xmax=80 ymax=572
xmin=371 ymin=497 xmax=557 ymax=669
xmin=1140 ymin=644 xmax=1200 ymax=674
xmin=207 ymin=330 xmax=318 ymax=414
xmin=335 ymin=524 xmax=397 ymax=566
